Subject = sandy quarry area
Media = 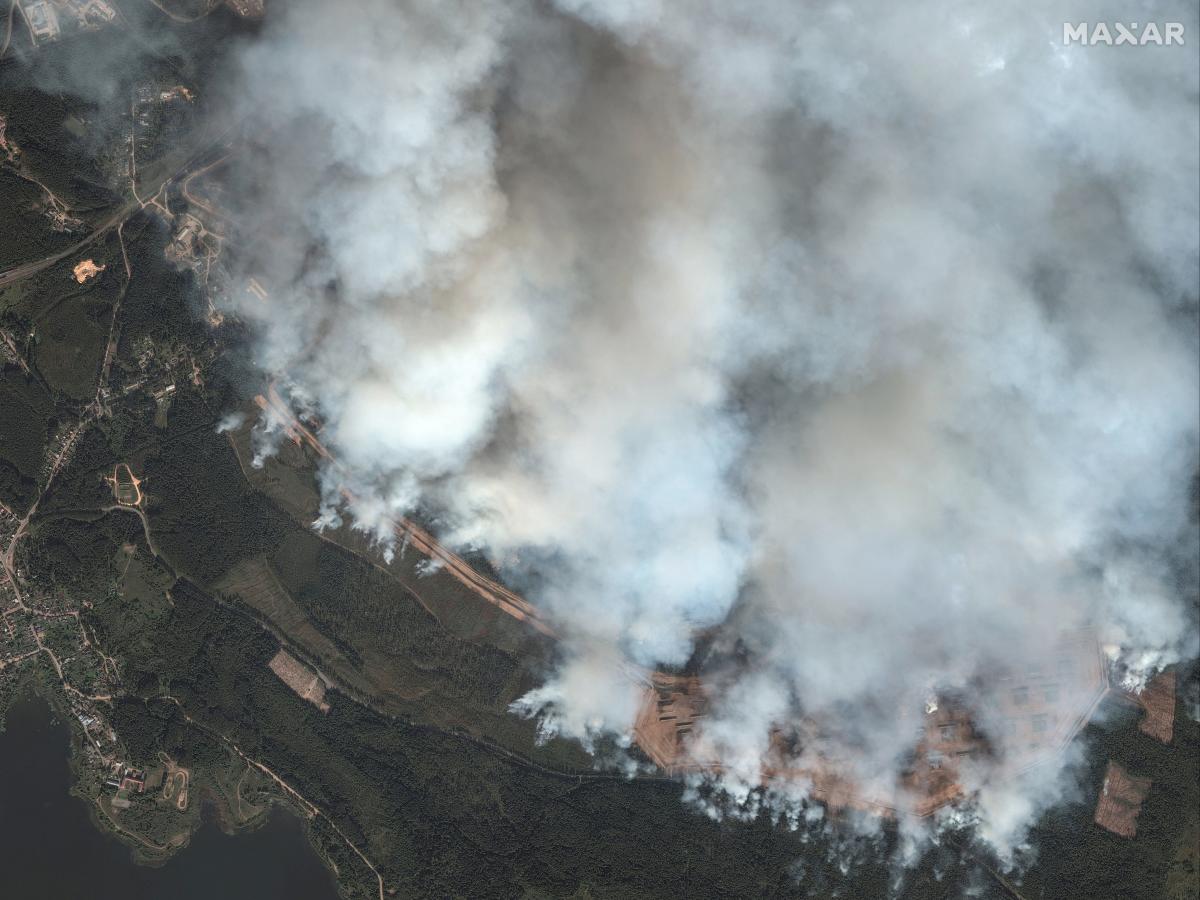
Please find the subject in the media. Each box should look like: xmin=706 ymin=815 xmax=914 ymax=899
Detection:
xmin=72 ymin=258 xmax=105 ymax=283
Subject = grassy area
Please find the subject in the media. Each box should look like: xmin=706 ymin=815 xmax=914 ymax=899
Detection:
xmin=34 ymin=290 xmax=111 ymax=400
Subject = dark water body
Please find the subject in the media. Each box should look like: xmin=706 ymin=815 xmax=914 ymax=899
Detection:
xmin=0 ymin=690 xmax=341 ymax=900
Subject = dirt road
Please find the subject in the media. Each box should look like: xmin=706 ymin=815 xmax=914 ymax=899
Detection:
xmin=256 ymin=385 xmax=557 ymax=638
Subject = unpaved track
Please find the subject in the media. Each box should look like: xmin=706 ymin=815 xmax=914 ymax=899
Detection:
xmin=257 ymin=385 xmax=557 ymax=637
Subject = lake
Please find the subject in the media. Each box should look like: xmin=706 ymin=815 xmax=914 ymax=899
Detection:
xmin=0 ymin=689 xmax=342 ymax=900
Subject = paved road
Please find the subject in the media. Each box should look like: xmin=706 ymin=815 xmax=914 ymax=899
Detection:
xmin=0 ymin=202 xmax=137 ymax=289
xmin=0 ymin=129 xmax=236 ymax=291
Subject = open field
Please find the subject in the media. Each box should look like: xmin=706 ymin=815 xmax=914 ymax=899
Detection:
xmin=216 ymin=542 xmax=581 ymax=767
xmin=217 ymin=556 xmax=354 ymax=685
xmin=225 ymin=416 xmax=540 ymax=654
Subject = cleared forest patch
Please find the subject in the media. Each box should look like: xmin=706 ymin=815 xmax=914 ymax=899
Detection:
xmin=268 ymin=648 xmax=330 ymax=713
xmin=217 ymin=555 xmax=348 ymax=669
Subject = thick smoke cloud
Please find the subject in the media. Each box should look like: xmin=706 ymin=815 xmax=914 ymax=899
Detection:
xmin=220 ymin=0 xmax=1199 ymax=858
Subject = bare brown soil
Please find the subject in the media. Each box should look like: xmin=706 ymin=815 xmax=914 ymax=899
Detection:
xmin=1094 ymin=761 xmax=1151 ymax=838
xmin=633 ymin=634 xmax=1112 ymax=818
xmin=1135 ymin=670 xmax=1176 ymax=744
xmin=72 ymin=258 xmax=105 ymax=283
xmin=267 ymin=648 xmax=330 ymax=713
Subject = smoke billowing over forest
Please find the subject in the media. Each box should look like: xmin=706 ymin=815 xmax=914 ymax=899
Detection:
xmin=215 ymin=0 xmax=1200 ymax=857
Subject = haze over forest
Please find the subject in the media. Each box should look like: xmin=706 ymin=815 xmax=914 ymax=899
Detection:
xmin=0 ymin=0 xmax=1196 ymax=895
xmin=217 ymin=0 xmax=1200 ymax=854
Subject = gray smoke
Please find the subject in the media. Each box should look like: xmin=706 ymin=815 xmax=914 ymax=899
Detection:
xmin=219 ymin=0 xmax=1200 ymax=859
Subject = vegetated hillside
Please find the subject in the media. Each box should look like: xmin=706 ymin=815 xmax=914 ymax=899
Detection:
xmin=134 ymin=382 xmax=287 ymax=583
xmin=143 ymin=389 xmax=586 ymax=767
xmin=85 ymin=576 xmax=874 ymax=899
xmin=0 ymin=169 xmax=78 ymax=270
xmin=0 ymin=77 xmax=118 ymax=214
xmin=116 ymin=212 xmax=209 ymax=351
xmin=81 ymin=559 xmax=1200 ymax=899
xmin=0 ymin=370 xmax=54 ymax=507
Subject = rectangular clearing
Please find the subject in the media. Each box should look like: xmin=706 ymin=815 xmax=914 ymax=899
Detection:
xmin=268 ymin=648 xmax=330 ymax=712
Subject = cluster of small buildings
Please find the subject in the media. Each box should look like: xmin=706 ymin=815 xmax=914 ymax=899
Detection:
xmin=16 ymin=0 xmax=115 ymax=46
xmin=224 ymin=0 xmax=264 ymax=19
xmin=103 ymin=762 xmax=168 ymax=809
xmin=67 ymin=669 xmax=120 ymax=751
xmin=0 ymin=548 xmax=39 ymax=672
xmin=104 ymin=763 xmax=147 ymax=794
xmin=164 ymin=215 xmax=206 ymax=267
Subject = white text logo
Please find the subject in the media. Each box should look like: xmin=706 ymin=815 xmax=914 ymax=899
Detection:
xmin=1063 ymin=22 xmax=1185 ymax=45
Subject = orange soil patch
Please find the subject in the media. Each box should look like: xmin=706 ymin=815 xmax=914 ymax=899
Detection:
xmin=633 ymin=635 xmax=1109 ymax=818
xmin=268 ymin=648 xmax=330 ymax=712
xmin=160 ymin=86 xmax=194 ymax=103
xmin=1094 ymin=761 xmax=1151 ymax=838
xmin=107 ymin=463 xmax=143 ymax=506
xmin=1135 ymin=670 xmax=1175 ymax=744
xmin=73 ymin=258 xmax=105 ymax=283
xmin=632 ymin=674 xmax=713 ymax=773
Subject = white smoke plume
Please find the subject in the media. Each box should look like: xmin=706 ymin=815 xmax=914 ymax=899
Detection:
xmin=215 ymin=411 xmax=246 ymax=434
xmin=218 ymin=0 xmax=1200 ymax=859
